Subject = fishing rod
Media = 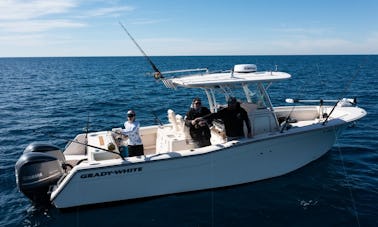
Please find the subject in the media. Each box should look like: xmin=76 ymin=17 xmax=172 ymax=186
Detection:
xmin=322 ymin=67 xmax=361 ymax=126
xmin=280 ymin=108 xmax=296 ymax=133
xmin=152 ymin=112 xmax=164 ymax=126
xmin=281 ymin=98 xmax=327 ymax=131
xmin=33 ymin=130 xmax=125 ymax=160
xmin=280 ymin=71 xmax=311 ymax=133
xmin=84 ymin=113 xmax=90 ymax=154
xmin=119 ymin=21 xmax=163 ymax=79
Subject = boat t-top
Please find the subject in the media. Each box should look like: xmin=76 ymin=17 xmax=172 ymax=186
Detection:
xmin=15 ymin=62 xmax=366 ymax=208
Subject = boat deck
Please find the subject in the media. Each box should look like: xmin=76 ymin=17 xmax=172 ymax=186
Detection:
xmin=62 ymin=104 xmax=361 ymax=168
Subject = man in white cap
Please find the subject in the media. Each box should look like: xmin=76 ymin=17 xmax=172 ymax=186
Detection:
xmin=122 ymin=110 xmax=144 ymax=157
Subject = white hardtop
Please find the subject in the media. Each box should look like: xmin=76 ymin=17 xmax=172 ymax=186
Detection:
xmin=167 ymin=71 xmax=291 ymax=88
xmin=158 ymin=65 xmax=291 ymax=113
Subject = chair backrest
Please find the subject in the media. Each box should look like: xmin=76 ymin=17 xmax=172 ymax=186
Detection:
xmin=240 ymin=102 xmax=279 ymax=136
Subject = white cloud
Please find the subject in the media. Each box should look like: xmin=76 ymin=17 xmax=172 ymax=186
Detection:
xmin=0 ymin=34 xmax=44 ymax=43
xmin=0 ymin=0 xmax=82 ymax=34
xmin=262 ymin=25 xmax=378 ymax=54
xmin=130 ymin=18 xmax=167 ymax=25
xmin=263 ymin=26 xmax=378 ymax=54
xmin=270 ymin=27 xmax=332 ymax=36
xmin=366 ymin=32 xmax=378 ymax=45
xmin=85 ymin=6 xmax=134 ymax=17
xmin=0 ymin=1 xmax=136 ymax=34
xmin=0 ymin=1 xmax=138 ymax=56
xmin=268 ymin=38 xmax=351 ymax=54
xmin=0 ymin=0 xmax=77 ymax=20
xmin=0 ymin=20 xmax=86 ymax=33
xmin=349 ymin=31 xmax=378 ymax=54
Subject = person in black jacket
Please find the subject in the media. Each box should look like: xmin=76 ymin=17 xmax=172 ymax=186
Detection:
xmin=205 ymin=97 xmax=252 ymax=140
xmin=185 ymin=97 xmax=212 ymax=148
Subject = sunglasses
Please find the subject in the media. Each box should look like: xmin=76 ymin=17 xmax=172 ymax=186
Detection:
xmin=127 ymin=114 xmax=135 ymax=117
xmin=194 ymin=102 xmax=201 ymax=105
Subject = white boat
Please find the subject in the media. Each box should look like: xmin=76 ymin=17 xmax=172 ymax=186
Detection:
xmin=15 ymin=64 xmax=366 ymax=209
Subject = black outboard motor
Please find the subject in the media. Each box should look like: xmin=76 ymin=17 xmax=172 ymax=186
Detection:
xmin=15 ymin=143 xmax=65 ymax=205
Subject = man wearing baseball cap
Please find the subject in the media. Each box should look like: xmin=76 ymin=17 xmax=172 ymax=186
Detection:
xmin=122 ymin=110 xmax=144 ymax=157
xmin=203 ymin=97 xmax=252 ymax=140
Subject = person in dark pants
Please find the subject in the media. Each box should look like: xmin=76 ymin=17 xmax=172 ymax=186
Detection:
xmin=185 ymin=97 xmax=212 ymax=148
xmin=204 ymin=97 xmax=252 ymax=140
xmin=122 ymin=110 xmax=144 ymax=157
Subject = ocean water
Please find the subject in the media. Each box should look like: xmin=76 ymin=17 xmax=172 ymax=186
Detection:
xmin=0 ymin=55 xmax=377 ymax=226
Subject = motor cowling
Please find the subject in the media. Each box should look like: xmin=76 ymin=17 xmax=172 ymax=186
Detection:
xmin=23 ymin=142 xmax=65 ymax=162
xmin=15 ymin=143 xmax=65 ymax=205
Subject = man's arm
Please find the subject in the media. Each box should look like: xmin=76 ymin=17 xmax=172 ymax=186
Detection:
xmin=242 ymin=110 xmax=252 ymax=137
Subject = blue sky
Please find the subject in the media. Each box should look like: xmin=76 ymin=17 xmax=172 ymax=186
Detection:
xmin=0 ymin=0 xmax=377 ymax=57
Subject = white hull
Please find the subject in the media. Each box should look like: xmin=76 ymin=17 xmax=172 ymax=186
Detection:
xmin=51 ymin=123 xmax=343 ymax=208
xmin=15 ymin=63 xmax=367 ymax=209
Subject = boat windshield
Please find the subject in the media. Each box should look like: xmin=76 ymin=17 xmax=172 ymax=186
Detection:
xmin=204 ymin=82 xmax=273 ymax=112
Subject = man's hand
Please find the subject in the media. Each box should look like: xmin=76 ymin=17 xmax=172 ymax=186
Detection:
xmin=191 ymin=117 xmax=202 ymax=125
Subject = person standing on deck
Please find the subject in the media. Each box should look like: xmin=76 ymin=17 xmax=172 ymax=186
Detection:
xmin=122 ymin=110 xmax=144 ymax=157
xmin=203 ymin=97 xmax=252 ymax=140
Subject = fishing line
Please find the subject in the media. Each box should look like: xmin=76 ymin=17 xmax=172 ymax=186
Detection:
xmin=336 ymin=143 xmax=361 ymax=227
xmin=322 ymin=65 xmax=362 ymax=125
xmin=315 ymin=63 xmax=363 ymax=226
xmin=278 ymin=62 xmax=327 ymax=132
xmin=316 ymin=63 xmax=327 ymax=89
xmin=329 ymin=58 xmax=368 ymax=227
xmin=279 ymin=66 xmax=312 ymax=132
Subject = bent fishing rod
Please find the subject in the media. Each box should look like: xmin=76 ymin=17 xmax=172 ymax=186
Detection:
xmin=119 ymin=21 xmax=163 ymax=79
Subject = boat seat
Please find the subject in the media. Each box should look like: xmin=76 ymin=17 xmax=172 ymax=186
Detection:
xmin=155 ymin=109 xmax=194 ymax=153
xmin=65 ymin=154 xmax=88 ymax=166
xmin=64 ymin=134 xmax=87 ymax=155
xmin=86 ymin=131 xmax=120 ymax=161
xmin=240 ymin=102 xmax=279 ymax=136
xmin=240 ymin=102 xmax=258 ymax=113
xmin=167 ymin=109 xmax=187 ymax=134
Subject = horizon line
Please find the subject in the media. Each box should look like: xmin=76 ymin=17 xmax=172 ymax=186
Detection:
xmin=1 ymin=53 xmax=377 ymax=58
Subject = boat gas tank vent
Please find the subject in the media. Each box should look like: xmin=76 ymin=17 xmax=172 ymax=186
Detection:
xmin=233 ymin=64 xmax=257 ymax=73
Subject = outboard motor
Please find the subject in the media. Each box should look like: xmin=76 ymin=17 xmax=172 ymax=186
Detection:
xmin=15 ymin=143 xmax=65 ymax=205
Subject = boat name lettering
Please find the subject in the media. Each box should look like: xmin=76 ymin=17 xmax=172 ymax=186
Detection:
xmin=80 ymin=167 xmax=142 ymax=179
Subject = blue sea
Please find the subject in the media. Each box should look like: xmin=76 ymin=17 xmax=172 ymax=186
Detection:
xmin=0 ymin=55 xmax=377 ymax=226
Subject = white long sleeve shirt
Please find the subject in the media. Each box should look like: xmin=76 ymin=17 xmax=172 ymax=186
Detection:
xmin=122 ymin=120 xmax=142 ymax=145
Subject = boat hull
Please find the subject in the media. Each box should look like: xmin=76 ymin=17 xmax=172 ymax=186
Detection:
xmin=51 ymin=124 xmax=343 ymax=208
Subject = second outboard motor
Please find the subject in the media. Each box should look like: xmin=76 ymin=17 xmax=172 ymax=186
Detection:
xmin=15 ymin=143 xmax=65 ymax=205
xmin=23 ymin=143 xmax=65 ymax=162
